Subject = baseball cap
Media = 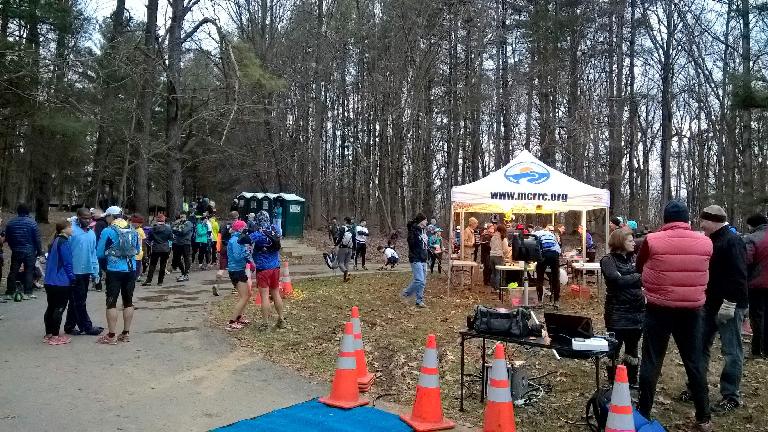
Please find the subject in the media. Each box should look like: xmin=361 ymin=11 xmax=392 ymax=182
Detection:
xmin=105 ymin=206 xmax=122 ymax=217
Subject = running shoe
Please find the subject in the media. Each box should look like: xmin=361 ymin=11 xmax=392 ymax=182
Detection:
xmin=226 ymin=322 xmax=245 ymax=331
xmin=415 ymin=301 xmax=427 ymax=309
xmin=43 ymin=335 xmax=53 ymax=343
xmin=712 ymin=398 xmax=740 ymax=415
xmin=97 ymin=334 xmax=118 ymax=345
xmin=142 ymin=281 xmax=152 ymax=287
xmin=176 ymin=275 xmax=186 ymax=283
xmin=237 ymin=316 xmax=251 ymax=325
xmin=85 ymin=327 xmax=104 ymax=336
xmin=275 ymin=318 xmax=286 ymax=329
xmin=49 ymin=335 xmax=72 ymax=345
xmin=117 ymin=333 xmax=130 ymax=343
xmin=212 ymin=285 xmax=219 ymax=296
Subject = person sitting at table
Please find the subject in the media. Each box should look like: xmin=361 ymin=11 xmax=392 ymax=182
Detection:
xmin=579 ymin=225 xmax=597 ymax=262
xmin=463 ymin=217 xmax=478 ymax=261
xmin=600 ymin=227 xmax=644 ymax=388
xmin=533 ymin=225 xmax=562 ymax=308
xmin=489 ymin=223 xmax=512 ymax=292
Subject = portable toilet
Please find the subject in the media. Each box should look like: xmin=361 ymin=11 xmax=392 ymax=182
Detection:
xmin=255 ymin=193 xmax=275 ymax=215
xmin=279 ymin=193 xmax=305 ymax=237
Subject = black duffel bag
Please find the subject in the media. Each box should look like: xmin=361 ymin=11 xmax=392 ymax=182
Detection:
xmin=468 ymin=305 xmax=543 ymax=338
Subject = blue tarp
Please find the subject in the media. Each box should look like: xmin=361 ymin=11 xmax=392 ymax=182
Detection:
xmin=212 ymin=399 xmax=413 ymax=432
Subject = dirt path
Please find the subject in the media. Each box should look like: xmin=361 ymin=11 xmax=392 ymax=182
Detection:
xmin=0 ymin=270 xmax=322 ymax=432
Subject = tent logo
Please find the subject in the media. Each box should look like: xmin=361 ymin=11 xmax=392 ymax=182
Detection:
xmin=504 ymin=162 xmax=550 ymax=184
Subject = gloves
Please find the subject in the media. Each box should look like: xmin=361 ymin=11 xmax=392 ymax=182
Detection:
xmin=717 ymin=300 xmax=736 ymax=325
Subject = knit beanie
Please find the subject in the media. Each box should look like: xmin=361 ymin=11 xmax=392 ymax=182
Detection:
xmin=610 ymin=217 xmax=622 ymax=227
xmin=700 ymin=205 xmax=727 ymax=223
xmin=663 ymin=200 xmax=690 ymax=223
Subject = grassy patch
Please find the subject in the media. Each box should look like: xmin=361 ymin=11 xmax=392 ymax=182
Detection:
xmin=211 ymin=272 xmax=768 ymax=431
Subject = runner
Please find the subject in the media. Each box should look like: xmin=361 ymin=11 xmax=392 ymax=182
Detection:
xmin=42 ymin=220 xmax=75 ymax=346
xmin=64 ymin=208 xmax=104 ymax=336
xmin=334 ymin=217 xmax=355 ymax=282
xmin=194 ymin=214 xmax=212 ymax=270
xmin=225 ymin=220 xmax=253 ymax=331
xmin=215 ymin=211 xmax=239 ymax=296
xmin=354 ymin=219 xmax=369 ymax=270
xmin=251 ymin=210 xmax=286 ymax=330
xmin=95 ymin=207 xmax=141 ymax=345
xmin=142 ymin=214 xmax=173 ymax=286
xmin=4 ymin=203 xmax=42 ymax=300
xmin=171 ymin=213 xmax=193 ymax=282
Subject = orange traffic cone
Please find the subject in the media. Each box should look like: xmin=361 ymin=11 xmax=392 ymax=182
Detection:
xmin=249 ymin=271 xmax=262 ymax=305
xmin=482 ymin=343 xmax=516 ymax=432
xmin=605 ymin=365 xmax=635 ymax=432
xmin=400 ymin=334 xmax=455 ymax=431
xmin=280 ymin=260 xmax=294 ymax=298
xmin=350 ymin=306 xmax=375 ymax=391
xmin=319 ymin=322 xmax=369 ymax=409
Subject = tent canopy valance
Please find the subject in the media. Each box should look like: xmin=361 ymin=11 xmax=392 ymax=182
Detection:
xmin=450 ymin=150 xmax=610 ymax=213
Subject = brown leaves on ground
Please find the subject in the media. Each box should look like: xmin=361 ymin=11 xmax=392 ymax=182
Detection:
xmin=211 ymin=272 xmax=768 ymax=431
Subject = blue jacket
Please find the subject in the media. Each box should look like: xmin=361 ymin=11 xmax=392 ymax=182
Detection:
xmin=227 ymin=232 xmax=253 ymax=272
xmin=44 ymin=235 xmax=75 ymax=287
xmin=250 ymin=229 xmax=280 ymax=270
xmin=70 ymin=221 xmax=99 ymax=276
xmin=5 ymin=215 xmax=42 ymax=255
xmin=96 ymin=222 xmax=141 ymax=272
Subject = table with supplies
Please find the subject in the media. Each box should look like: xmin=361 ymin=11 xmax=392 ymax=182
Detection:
xmin=493 ymin=262 xmax=536 ymax=303
xmin=571 ymin=262 xmax=603 ymax=296
xmin=458 ymin=329 xmax=617 ymax=411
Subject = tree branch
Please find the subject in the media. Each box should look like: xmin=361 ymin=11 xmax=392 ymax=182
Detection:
xmin=182 ymin=17 xmax=214 ymax=44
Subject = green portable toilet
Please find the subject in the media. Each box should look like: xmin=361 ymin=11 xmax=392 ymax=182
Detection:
xmin=255 ymin=193 xmax=275 ymax=215
xmin=279 ymin=193 xmax=305 ymax=237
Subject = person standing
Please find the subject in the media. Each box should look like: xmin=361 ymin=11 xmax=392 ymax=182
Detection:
xmin=91 ymin=209 xmax=109 ymax=292
xmin=217 ymin=211 xmax=239 ymax=279
xmin=354 ymin=219 xmax=369 ymax=271
xmin=428 ymin=227 xmax=445 ymax=274
xmin=462 ymin=217 xmax=478 ymax=261
xmin=225 ymin=220 xmax=254 ymax=331
xmin=636 ymin=200 xmax=712 ymax=431
xmin=745 ymin=213 xmax=768 ymax=359
xmin=533 ymin=225 xmax=562 ymax=308
xmin=400 ymin=213 xmax=429 ymax=308
xmin=130 ymin=215 xmax=146 ymax=281
xmin=334 ymin=217 xmax=355 ymax=282
xmin=328 ymin=217 xmax=339 ymax=242
xmin=95 ymin=207 xmax=141 ymax=345
xmin=689 ymin=205 xmax=747 ymax=414
xmin=251 ymin=211 xmax=286 ymax=330
xmin=489 ymin=224 xmax=510 ymax=290
xmin=142 ymin=214 xmax=173 ymax=287
xmin=4 ymin=203 xmax=42 ymax=300
xmin=171 ymin=214 xmax=193 ymax=282
xmin=209 ymin=213 xmax=220 ymax=266
xmin=273 ymin=204 xmax=283 ymax=237
xmin=600 ymin=228 xmax=644 ymax=386
xmin=43 ymin=220 xmax=76 ymax=345
xmin=64 ymin=208 xmax=103 ymax=336
xmin=194 ymin=215 xmax=212 ymax=270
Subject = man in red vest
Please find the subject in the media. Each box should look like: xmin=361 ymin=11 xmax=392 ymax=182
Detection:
xmin=636 ymin=200 xmax=713 ymax=432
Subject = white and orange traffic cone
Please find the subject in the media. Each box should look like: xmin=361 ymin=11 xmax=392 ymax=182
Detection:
xmin=605 ymin=365 xmax=635 ymax=432
xmin=351 ymin=306 xmax=375 ymax=392
xmin=280 ymin=260 xmax=294 ymax=298
xmin=319 ymin=322 xmax=369 ymax=409
xmin=482 ymin=343 xmax=516 ymax=432
xmin=400 ymin=334 xmax=455 ymax=431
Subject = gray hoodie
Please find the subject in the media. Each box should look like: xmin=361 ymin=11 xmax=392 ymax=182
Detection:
xmin=172 ymin=220 xmax=194 ymax=246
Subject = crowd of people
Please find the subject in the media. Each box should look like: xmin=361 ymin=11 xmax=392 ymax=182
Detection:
xmin=597 ymin=201 xmax=768 ymax=431
xmin=0 ymin=199 xmax=288 ymax=345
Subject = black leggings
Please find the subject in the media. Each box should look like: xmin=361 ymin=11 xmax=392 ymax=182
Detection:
xmin=355 ymin=243 xmax=367 ymax=267
xmin=196 ymin=242 xmax=211 ymax=265
xmin=172 ymin=244 xmax=191 ymax=275
xmin=606 ymin=327 xmax=642 ymax=385
xmin=44 ymin=285 xmax=70 ymax=336
xmin=429 ymin=251 xmax=443 ymax=274
xmin=145 ymin=252 xmax=170 ymax=284
xmin=536 ymin=251 xmax=561 ymax=302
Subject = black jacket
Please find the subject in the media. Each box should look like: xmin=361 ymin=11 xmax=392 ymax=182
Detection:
xmin=150 ymin=223 xmax=173 ymax=253
xmin=600 ymin=252 xmax=645 ymax=330
xmin=706 ymin=225 xmax=748 ymax=309
xmin=407 ymin=222 xmax=428 ymax=263
xmin=93 ymin=218 xmax=109 ymax=242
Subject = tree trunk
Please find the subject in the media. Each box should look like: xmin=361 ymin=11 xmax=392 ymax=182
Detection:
xmin=607 ymin=0 xmax=626 ymax=214
xmin=740 ymin=0 xmax=754 ymax=212
xmin=627 ymin=0 xmax=639 ymax=219
xmin=166 ymin=0 xmax=185 ymax=219
xmin=133 ymin=0 xmax=158 ymax=216
xmin=659 ymin=2 xmax=674 ymax=212
xmin=309 ymin=0 xmax=324 ymax=228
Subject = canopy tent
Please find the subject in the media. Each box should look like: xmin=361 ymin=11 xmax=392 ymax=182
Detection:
xmin=450 ymin=150 xmax=611 ymax=260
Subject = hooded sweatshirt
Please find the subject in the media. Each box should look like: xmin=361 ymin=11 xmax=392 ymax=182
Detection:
xmin=70 ymin=220 xmax=99 ymax=276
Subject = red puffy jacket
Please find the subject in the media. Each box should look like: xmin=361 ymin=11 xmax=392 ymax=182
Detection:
xmin=637 ymin=222 xmax=712 ymax=309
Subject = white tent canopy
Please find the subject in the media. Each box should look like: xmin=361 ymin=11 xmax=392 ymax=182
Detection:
xmin=451 ymin=150 xmax=609 ymax=213
xmin=450 ymin=150 xmax=611 ymax=262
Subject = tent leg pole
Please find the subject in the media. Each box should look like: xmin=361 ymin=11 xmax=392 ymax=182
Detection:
xmin=581 ymin=210 xmax=587 ymax=261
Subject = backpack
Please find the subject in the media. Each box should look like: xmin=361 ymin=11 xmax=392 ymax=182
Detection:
xmin=263 ymin=229 xmax=281 ymax=252
xmin=585 ymin=387 xmax=612 ymax=432
xmin=340 ymin=227 xmax=354 ymax=248
xmin=195 ymin=221 xmax=209 ymax=241
xmin=106 ymin=226 xmax=139 ymax=259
